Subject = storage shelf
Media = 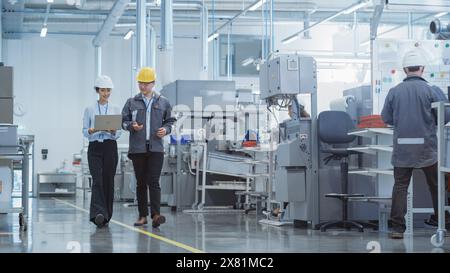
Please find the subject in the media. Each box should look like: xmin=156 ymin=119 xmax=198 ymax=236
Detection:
xmin=198 ymin=168 xmax=269 ymax=178
xmin=39 ymin=192 xmax=75 ymax=195
xmin=347 ymin=196 xmax=392 ymax=203
xmin=39 ymin=181 xmax=76 ymax=184
xmin=198 ymin=185 xmax=247 ymax=190
xmin=348 ymin=128 xmax=393 ymax=138
xmin=348 ymin=168 xmax=394 ymax=176
xmin=347 ymin=145 xmax=393 ymax=154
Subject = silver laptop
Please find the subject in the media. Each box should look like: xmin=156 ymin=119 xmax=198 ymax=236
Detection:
xmin=94 ymin=115 xmax=122 ymax=131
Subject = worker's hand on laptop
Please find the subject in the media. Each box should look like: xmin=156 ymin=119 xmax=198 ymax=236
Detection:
xmin=88 ymin=128 xmax=97 ymax=135
xmin=132 ymin=122 xmax=144 ymax=131
xmin=156 ymin=127 xmax=166 ymax=138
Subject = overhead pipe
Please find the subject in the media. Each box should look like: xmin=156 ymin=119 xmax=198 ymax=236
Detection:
xmin=136 ymin=0 xmax=146 ymax=68
xmin=0 ymin=7 xmax=2 ymax=62
xmin=14 ymin=8 xmax=419 ymax=25
xmin=200 ymin=4 xmax=208 ymax=79
xmin=43 ymin=3 xmax=51 ymax=26
xmin=146 ymin=8 xmax=156 ymax=69
xmin=161 ymin=0 xmax=174 ymax=51
xmin=281 ymin=0 xmax=371 ymax=44
xmin=160 ymin=0 xmax=174 ymax=86
xmin=148 ymin=22 xmax=157 ymax=68
xmin=95 ymin=46 xmax=101 ymax=76
xmin=92 ymin=0 xmax=131 ymax=47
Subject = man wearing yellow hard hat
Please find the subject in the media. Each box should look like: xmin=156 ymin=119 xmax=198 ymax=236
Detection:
xmin=121 ymin=67 xmax=176 ymax=228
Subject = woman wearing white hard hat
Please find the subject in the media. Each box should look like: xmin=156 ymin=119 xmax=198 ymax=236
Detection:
xmin=82 ymin=75 xmax=122 ymax=228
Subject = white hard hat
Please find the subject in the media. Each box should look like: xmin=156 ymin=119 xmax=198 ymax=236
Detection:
xmin=94 ymin=75 xmax=114 ymax=89
xmin=402 ymin=50 xmax=426 ymax=68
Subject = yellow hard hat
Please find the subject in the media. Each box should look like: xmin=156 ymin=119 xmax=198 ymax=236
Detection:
xmin=136 ymin=67 xmax=156 ymax=83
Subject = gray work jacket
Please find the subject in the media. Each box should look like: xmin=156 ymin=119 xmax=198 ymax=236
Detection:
xmin=122 ymin=92 xmax=176 ymax=154
xmin=381 ymin=76 xmax=447 ymax=168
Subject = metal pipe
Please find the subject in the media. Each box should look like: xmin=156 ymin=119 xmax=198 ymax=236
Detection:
xmin=212 ymin=0 xmax=217 ymax=80
xmin=12 ymin=8 xmax=435 ymax=25
xmin=270 ymin=0 xmax=274 ymax=52
xmin=131 ymin=34 xmax=137 ymax=95
xmin=201 ymin=4 xmax=208 ymax=77
xmin=282 ymin=0 xmax=371 ymax=44
xmin=147 ymin=12 xmax=156 ymax=69
xmin=160 ymin=0 xmax=174 ymax=86
xmin=0 ymin=7 xmax=2 ymax=63
xmin=8 ymin=31 xmax=99 ymax=36
xmin=136 ymin=0 xmax=146 ymax=68
xmin=304 ymin=10 xmax=311 ymax=39
xmin=43 ymin=3 xmax=51 ymax=26
xmin=200 ymin=142 xmax=207 ymax=209
xmin=227 ymin=23 xmax=232 ymax=80
xmin=261 ymin=1 xmax=266 ymax=60
xmin=92 ymin=0 xmax=131 ymax=47
xmin=95 ymin=46 xmax=101 ymax=76
xmin=161 ymin=0 xmax=173 ymax=51
xmin=21 ymin=146 xmax=29 ymax=219
xmin=408 ymin=12 xmax=413 ymax=39
xmin=370 ymin=1 xmax=384 ymax=114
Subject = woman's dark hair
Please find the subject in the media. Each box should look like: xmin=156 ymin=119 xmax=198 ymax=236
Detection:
xmin=94 ymin=87 xmax=111 ymax=92
xmin=406 ymin=66 xmax=422 ymax=72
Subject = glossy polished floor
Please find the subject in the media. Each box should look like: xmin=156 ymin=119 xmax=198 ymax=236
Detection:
xmin=0 ymin=196 xmax=449 ymax=253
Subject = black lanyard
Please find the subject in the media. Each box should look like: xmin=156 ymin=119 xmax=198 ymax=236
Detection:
xmin=144 ymin=96 xmax=153 ymax=111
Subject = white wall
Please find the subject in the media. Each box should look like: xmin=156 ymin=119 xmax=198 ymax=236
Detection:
xmin=3 ymin=20 xmax=425 ymax=174
xmin=4 ymin=35 xmax=132 ymax=173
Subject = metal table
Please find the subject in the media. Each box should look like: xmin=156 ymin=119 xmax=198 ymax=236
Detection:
xmin=0 ymin=145 xmax=29 ymax=231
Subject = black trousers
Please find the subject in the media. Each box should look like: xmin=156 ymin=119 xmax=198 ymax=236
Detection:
xmin=130 ymin=151 xmax=164 ymax=218
xmin=391 ymin=163 xmax=440 ymax=232
xmin=88 ymin=140 xmax=118 ymax=223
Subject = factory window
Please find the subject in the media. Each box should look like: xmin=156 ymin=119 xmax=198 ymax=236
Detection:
xmin=219 ymin=34 xmax=265 ymax=77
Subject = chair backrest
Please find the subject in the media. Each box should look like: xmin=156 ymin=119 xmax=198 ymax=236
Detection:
xmin=318 ymin=111 xmax=356 ymax=144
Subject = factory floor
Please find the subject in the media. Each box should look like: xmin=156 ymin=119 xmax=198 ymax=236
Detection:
xmin=0 ymin=196 xmax=448 ymax=253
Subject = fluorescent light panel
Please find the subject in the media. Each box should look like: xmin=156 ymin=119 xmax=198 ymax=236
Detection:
xmin=241 ymin=58 xmax=254 ymax=66
xmin=248 ymin=0 xmax=267 ymax=11
xmin=124 ymin=30 xmax=134 ymax=40
xmin=207 ymin=32 xmax=219 ymax=42
xmin=40 ymin=27 xmax=48 ymax=37
xmin=435 ymin=12 xmax=448 ymax=18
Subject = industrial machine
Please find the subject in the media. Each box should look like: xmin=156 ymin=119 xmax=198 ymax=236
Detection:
xmin=259 ymin=54 xmax=319 ymax=227
xmin=0 ymin=66 xmax=14 ymax=124
xmin=161 ymin=80 xmax=267 ymax=212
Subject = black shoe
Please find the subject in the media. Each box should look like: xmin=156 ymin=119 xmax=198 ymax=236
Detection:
xmin=424 ymin=215 xmax=450 ymax=229
xmin=134 ymin=217 xmax=148 ymax=227
xmin=94 ymin=214 xmax=105 ymax=227
xmin=152 ymin=215 xmax=166 ymax=228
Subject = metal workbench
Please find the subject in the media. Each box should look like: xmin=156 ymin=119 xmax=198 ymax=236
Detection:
xmin=0 ymin=145 xmax=29 ymax=232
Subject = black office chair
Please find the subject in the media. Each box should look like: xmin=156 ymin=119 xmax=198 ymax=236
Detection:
xmin=315 ymin=111 xmax=373 ymax=232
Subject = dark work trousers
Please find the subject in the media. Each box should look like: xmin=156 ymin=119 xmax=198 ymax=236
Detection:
xmin=130 ymin=151 xmax=164 ymax=218
xmin=88 ymin=140 xmax=118 ymax=224
xmin=391 ymin=163 xmax=440 ymax=232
